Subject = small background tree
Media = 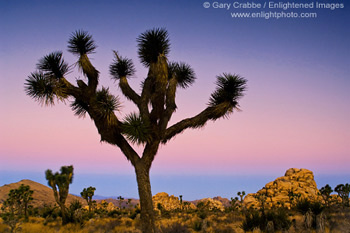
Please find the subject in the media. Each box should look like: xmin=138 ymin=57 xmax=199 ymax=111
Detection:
xmin=1 ymin=184 xmax=34 ymax=232
xmin=335 ymin=183 xmax=350 ymax=207
xmin=319 ymin=184 xmax=333 ymax=207
xmin=45 ymin=165 xmax=74 ymax=225
xmin=80 ymin=186 xmax=96 ymax=214
xmin=25 ymin=28 xmax=247 ymax=232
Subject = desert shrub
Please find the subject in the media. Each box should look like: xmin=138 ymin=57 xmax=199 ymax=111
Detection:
xmin=295 ymin=198 xmax=325 ymax=230
xmin=128 ymin=208 xmax=141 ymax=220
xmin=296 ymin=199 xmax=325 ymax=229
xmin=296 ymin=198 xmax=324 ymax=215
xmin=108 ymin=209 xmax=122 ymax=218
xmin=159 ymin=222 xmax=190 ymax=233
xmin=265 ymin=208 xmax=291 ymax=230
xmin=196 ymin=210 xmax=207 ymax=220
xmin=41 ymin=205 xmax=59 ymax=222
xmin=241 ymin=209 xmax=262 ymax=232
xmin=224 ymin=212 xmax=244 ymax=224
xmin=241 ymin=208 xmax=291 ymax=232
xmin=66 ymin=200 xmax=84 ymax=225
xmin=192 ymin=220 xmax=202 ymax=231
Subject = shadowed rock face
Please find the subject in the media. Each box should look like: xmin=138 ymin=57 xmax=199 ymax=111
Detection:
xmin=244 ymin=168 xmax=319 ymax=209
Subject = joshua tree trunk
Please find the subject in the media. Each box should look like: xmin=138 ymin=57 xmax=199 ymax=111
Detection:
xmin=135 ymin=162 xmax=156 ymax=233
xmin=60 ymin=203 xmax=68 ymax=225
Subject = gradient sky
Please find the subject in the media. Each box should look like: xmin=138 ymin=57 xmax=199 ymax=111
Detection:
xmin=1 ymin=0 xmax=349 ymax=199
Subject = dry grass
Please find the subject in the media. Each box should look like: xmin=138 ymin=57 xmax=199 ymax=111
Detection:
xmin=1 ymin=208 xmax=350 ymax=233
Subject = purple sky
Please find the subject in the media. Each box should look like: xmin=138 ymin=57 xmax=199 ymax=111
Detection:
xmin=1 ymin=0 xmax=349 ymax=198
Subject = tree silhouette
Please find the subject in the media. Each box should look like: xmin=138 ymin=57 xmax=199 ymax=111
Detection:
xmin=80 ymin=186 xmax=96 ymax=214
xmin=117 ymin=195 xmax=125 ymax=209
xmin=334 ymin=183 xmax=350 ymax=207
xmin=319 ymin=184 xmax=333 ymax=207
xmin=25 ymin=28 xmax=247 ymax=232
xmin=45 ymin=165 xmax=74 ymax=225
xmin=3 ymin=184 xmax=34 ymax=218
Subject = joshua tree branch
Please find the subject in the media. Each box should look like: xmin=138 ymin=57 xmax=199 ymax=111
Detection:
xmin=159 ymin=76 xmax=177 ymax=135
xmin=86 ymin=105 xmax=141 ymax=166
xmin=78 ymin=54 xmax=99 ymax=93
xmin=119 ymin=76 xmax=141 ymax=105
xmin=162 ymin=102 xmax=233 ymax=143
xmin=139 ymin=77 xmax=152 ymax=122
xmin=60 ymin=77 xmax=81 ymax=97
xmin=141 ymin=140 xmax=161 ymax=169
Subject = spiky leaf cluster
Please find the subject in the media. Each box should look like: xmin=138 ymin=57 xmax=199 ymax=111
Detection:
xmin=25 ymin=72 xmax=68 ymax=105
xmin=37 ymin=51 xmax=69 ymax=79
xmin=95 ymin=87 xmax=121 ymax=121
xmin=110 ymin=54 xmax=135 ymax=80
xmin=68 ymin=30 xmax=97 ymax=56
xmin=70 ymin=99 xmax=89 ymax=118
xmin=209 ymin=73 xmax=247 ymax=107
xmin=137 ymin=28 xmax=170 ymax=66
xmin=122 ymin=113 xmax=151 ymax=145
xmin=168 ymin=62 xmax=196 ymax=88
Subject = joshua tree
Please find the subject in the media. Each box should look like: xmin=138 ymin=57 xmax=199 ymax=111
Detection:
xmin=237 ymin=191 xmax=246 ymax=203
xmin=1 ymin=184 xmax=34 ymax=233
xmin=3 ymin=184 xmax=34 ymax=218
xmin=25 ymin=28 xmax=247 ymax=232
xmin=80 ymin=186 xmax=96 ymax=214
xmin=45 ymin=165 xmax=74 ymax=225
xmin=334 ymin=183 xmax=350 ymax=207
xmin=117 ymin=196 xmax=125 ymax=209
xmin=18 ymin=184 xmax=34 ymax=218
xmin=230 ymin=197 xmax=239 ymax=211
xmin=319 ymin=184 xmax=333 ymax=207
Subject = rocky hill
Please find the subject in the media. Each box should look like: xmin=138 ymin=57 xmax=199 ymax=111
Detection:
xmin=244 ymin=168 xmax=320 ymax=209
xmin=0 ymin=179 xmax=84 ymax=208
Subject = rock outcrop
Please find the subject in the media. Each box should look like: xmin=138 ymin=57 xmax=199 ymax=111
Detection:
xmin=244 ymin=168 xmax=320 ymax=209
xmin=152 ymin=192 xmax=196 ymax=211
xmin=196 ymin=198 xmax=225 ymax=211
xmin=213 ymin=196 xmax=231 ymax=208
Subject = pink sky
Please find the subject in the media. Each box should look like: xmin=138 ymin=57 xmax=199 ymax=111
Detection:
xmin=1 ymin=1 xmax=349 ymax=185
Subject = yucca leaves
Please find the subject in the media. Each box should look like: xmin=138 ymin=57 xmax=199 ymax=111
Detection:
xmin=209 ymin=73 xmax=247 ymax=107
xmin=168 ymin=62 xmax=196 ymax=88
xmin=70 ymin=99 xmax=89 ymax=118
xmin=37 ymin=52 xmax=69 ymax=79
xmin=68 ymin=30 xmax=97 ymax=55
xmin=29 ymin=52 xmax=70 ymax=105
xmin=25 ymin=72 xmax=55 ymax=105
xmin=95 ymin=87 xmax=121 ymax=122
xmin=25 ymin=72 xmax=68 ymax=105
xmin=137 ymin=28 xmax=170 ymax=66
xmin=110 ymin=51 xmax=136 ymax=80
xmin=122 ymin=113 xmax=151 ymax=145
